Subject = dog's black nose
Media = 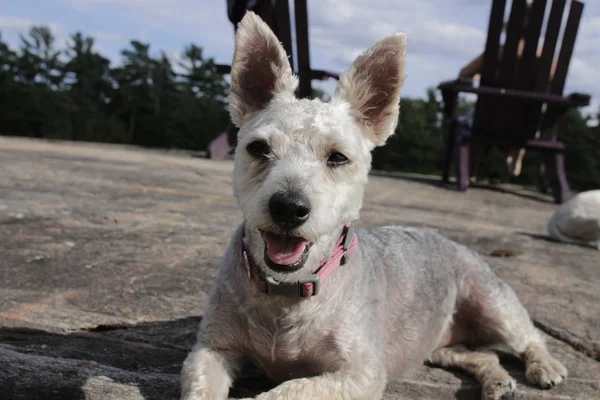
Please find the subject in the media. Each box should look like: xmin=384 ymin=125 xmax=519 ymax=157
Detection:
xmin=269 ymin=192 xmax=311 ymax=229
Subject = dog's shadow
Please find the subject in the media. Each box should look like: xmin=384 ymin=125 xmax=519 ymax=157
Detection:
xmin=369 ymin=171 xmax=556 ymax=205
xmin=0 ymin=318 xmax=541 ymax=400
xmin=0 ymin=317 xmax=275 ymax=400
xmin=517 ymin=231 xmax=599 ymax=250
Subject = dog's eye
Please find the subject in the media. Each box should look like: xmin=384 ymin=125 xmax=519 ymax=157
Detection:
xmin=327 ymin=152 xmax=349 ymax=167
xmin=246 ymin=140 xmax=271 ymax=160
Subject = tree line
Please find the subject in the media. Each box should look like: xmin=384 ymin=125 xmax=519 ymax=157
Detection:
xmin=0 ymin=26 xmax=230 ymax=150
xmin=1 ymin=26 xmax=598 ymax=191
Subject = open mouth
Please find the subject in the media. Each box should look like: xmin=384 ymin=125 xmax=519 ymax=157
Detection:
xmin=261 ymin=230 xmax=312 ymax=273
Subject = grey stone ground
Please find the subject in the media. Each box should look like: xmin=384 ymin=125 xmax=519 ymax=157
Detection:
xmin=0 ymin=137 xmax=598 ymax=400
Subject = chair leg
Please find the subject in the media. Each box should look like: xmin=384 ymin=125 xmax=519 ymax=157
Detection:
xmin=538 ymin=161 xmax=550 ymax=194
xmin=542 ymin=151 xmax=572 ymax=204
xmin=469 ymin=143 xmax=484 ymax=182
xmin=442 ymin=121 xmax=457 ymax=183
xmin=457 ymin=139 xmax=470 ymax=192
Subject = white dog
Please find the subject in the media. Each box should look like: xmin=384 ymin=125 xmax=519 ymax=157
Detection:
xmin=181 ymin=12 xmax=567 ymax=400
xmin=548 ymin=190 xmax=600 ymax=250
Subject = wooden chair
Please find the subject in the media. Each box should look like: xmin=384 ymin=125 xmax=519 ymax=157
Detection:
xmin=217 ymin=0 xmax=339 ymax=99
xmin=438 ymin=0 xmax=590 ymax=203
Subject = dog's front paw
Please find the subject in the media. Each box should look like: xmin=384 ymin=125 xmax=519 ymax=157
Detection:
xmin=525 ymin=354 xmax=567 ymax=389
xmin=250 ymin=378 xmax=345 ymax=400
xmin=180 ymin=390 xmax=209 ymax=400
xmin=252 ymin=378 xmax=312 ymax=400
xmin=481 ymin=377 xmax=516 ymax=400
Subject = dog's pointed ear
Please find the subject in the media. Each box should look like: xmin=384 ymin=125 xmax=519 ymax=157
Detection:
xmin=334 ymin=34 xmax=407 ymax=147
xmin=229 ymin=11 xmax=298 ymax=127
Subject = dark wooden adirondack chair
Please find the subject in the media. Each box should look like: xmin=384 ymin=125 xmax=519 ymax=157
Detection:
xmin=438 ymin=0 xmax=591 ymax=203
xmin=216 ymin=0 xmax=339 ymax=98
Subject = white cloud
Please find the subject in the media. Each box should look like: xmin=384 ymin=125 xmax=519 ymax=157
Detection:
xmin=568 ymin=10 xmax=600 ymax=114
xmin=58 ymin=0 xmax=234 ymax=62
xmin=584 ymin=15 xmax=600 ymax=35
xmin=164 ymin=49 xmax=186 ymax=74
xmin=0 ymin=15 xmax=62 ymax=37
xmin=306 ymin=0 xmax=488 ymax=98
xmin=0 ymin=16 xmax=36 ymax=31
xmin=56 ymin=0 xmax=488 ymax=92
xmin=567 ymin=56 xmax=600 ymax=118
xmin=92 ymin=32 xmax=121 ymax=41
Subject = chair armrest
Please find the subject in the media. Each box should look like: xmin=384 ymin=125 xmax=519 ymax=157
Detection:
xmin=438 ymin=78 xmax=474 ymax=119
xmin=446 ymin=83 xmax=590 ymax=107
xmin=215 ymin=64 xmax=232 ymax=75
xmin=437 ymin=77 xmax=474 ymax=91
xmin=566 ymin=93 xmax=591 ymax=107
xmin=437 ymin=78 xmax=590 ymax=107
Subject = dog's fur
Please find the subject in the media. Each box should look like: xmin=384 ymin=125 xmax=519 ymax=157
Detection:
xmin=181 ymin=12 xmax=567 ymax=400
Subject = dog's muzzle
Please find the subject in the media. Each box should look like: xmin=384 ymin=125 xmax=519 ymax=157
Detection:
xmin=241 ymin=223 xmax=358 ymax=298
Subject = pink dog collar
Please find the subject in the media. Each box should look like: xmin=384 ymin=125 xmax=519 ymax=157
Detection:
xmin=240 ymin=223 xmax=358 ymax=298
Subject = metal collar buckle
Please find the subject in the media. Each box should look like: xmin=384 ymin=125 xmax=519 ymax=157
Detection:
xmin=263 ymin=273 xmax=320 ymax=298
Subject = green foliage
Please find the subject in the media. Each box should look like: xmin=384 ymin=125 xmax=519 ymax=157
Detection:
xmin=0 ymin=26 xmax=229 ymax=150
xmin=561 ymin=109 xmax=600 ymax=191
xmin=372 ymin=88 xmax=443 ymax=174
xmin=0 ymin=25 xmax=598 ymax=191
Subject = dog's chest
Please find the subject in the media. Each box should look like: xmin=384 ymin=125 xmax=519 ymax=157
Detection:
xmin=242 ymin=313 xmax=344 ymax=382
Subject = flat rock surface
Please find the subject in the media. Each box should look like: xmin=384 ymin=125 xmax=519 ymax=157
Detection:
xmin=0 ymin=137 xmax=598 ymax=399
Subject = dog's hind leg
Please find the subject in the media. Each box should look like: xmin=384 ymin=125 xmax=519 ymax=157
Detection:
xmin=520 ymin=340 xmax=568 ymax=389
xmin=429 ymin=345 xmax=516 ymax=400
xmin=462 ymin=274 xmax=567 ymax=390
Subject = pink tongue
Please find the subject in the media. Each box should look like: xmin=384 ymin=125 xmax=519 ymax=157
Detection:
xmin=263 ymin=232 xmax=308 ymax=265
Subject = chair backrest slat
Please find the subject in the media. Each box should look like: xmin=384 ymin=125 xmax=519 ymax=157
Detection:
xmin=534 ymin=0 xmax=567 ymax=92
xmin=523 ymin=0 xmax=566 ymax=136
xmin=550 ymin=0 xmax=584 ymax=95
xmin=514 ymin=0 xmax=547 ymax=91
xmin=540 ymin=0 xmax=585 ymax=135
xmin=507 ymin=0 xmax=548 ymax=143
xmin=479 ymin=0 xmax=507 ymax=87
xmin=294 ymin=0 xmax=313 ymax=98
xmin=472 ymin=0 xmax=507 ymax=141
xmin=274 ymin=0 xmax=294 ymax=72
xmin=497 ymin=0 xmax=528 ymax=88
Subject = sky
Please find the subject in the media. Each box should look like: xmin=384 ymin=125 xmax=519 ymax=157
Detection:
xmin=1 ymin=0 xmax=599 ymax=114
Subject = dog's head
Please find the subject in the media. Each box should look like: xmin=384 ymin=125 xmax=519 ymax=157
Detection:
xmin=230 ymin=12 xmax=406 ymax=280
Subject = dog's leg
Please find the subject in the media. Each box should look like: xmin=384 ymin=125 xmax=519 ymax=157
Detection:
xmin=180 ymin=343 xmax=241 ymax=400
xmin=429 ymin=345 xmax=515 ymax=400
xmin=467 ymin=277 xmax=567 ymax=390
xmin=241 ymin=366 xmax=387 ymax=400
xmin=519 ymin=340 xmax=568 ymax=389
